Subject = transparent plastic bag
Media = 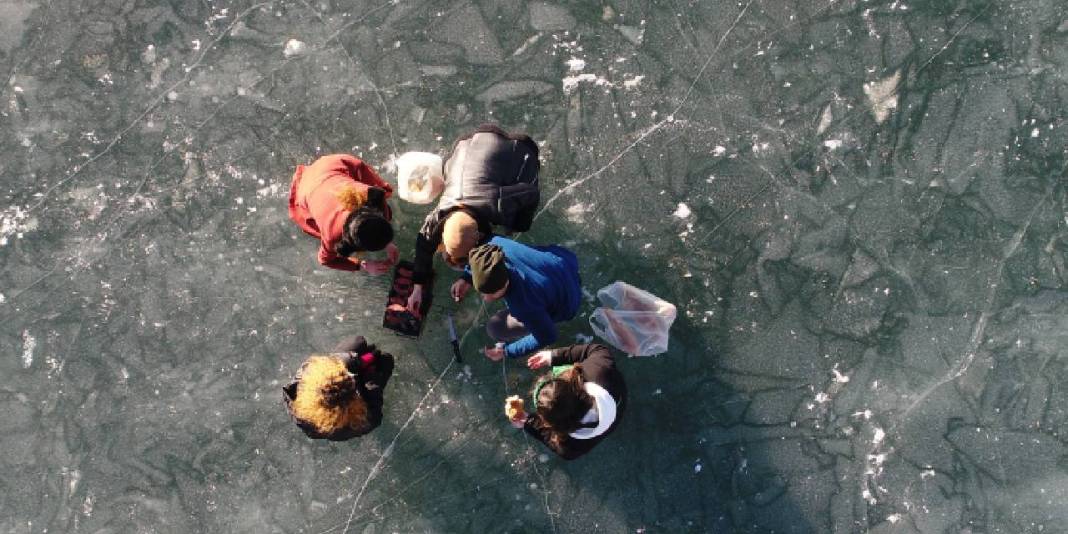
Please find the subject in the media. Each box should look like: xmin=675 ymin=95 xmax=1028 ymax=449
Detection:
xmin=589 ymin=281 xmax=677 ymax=356
xmin=395 ymin=152 xmax=444 ymax=204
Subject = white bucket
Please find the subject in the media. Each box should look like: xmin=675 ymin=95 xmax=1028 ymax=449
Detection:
xmin=395 ymin=152 xmax=444 ymax=204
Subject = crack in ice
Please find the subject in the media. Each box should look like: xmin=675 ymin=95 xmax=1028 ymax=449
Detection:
xmin=26 ymin=2 xmax=273 ymax=213
xmin=535 ymin=0 xmax=757 ymax=220
xmin=897 ymin=182 xmax=1056 ymax=421
xmin=336 ymin=303 xmax=485 ymax=534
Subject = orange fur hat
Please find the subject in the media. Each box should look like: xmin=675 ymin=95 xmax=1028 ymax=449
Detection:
xmin=290 ymin=355 xmax=369 ymax=435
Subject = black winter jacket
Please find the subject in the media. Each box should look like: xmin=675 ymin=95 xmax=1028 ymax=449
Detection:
xmin=523 ymin=344 xmax=627 ymax=460
xmin=412 ymin=124 xmax=541 ymax=284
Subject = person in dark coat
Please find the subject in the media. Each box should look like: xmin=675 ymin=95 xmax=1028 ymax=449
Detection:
xmin=288 ymin=154 xmax=399 ymax=274
xmin=405 ymin=124 xmax=540 ymax=316
xmin=506 ymin=344 xmax=627 ymax=460
xmin=282 ymin=336 xmax=394 ymax=441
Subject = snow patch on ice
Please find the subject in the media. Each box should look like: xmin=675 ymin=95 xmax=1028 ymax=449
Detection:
xmin=615 ymin=24 xmax=645 ymax=46
xmin=21 ymin=330 xmax=36 ymax=368
xmin=817 ymin=105 xmax=833 ymax=134
xmin=257 ymin=183 xmax=283 ymax=198
xmin=873 ymin=427 xmax=886 ymax=444
xmin=565 ymin=202 xmax=594 ymax=223
xmin=672 ymin=203 xmax=691 ymax=219
xmin=1 ymin=205 xmax=36 ymax=246
xmin=863 ymin=70 xmax=901 ymax=124
xmin=283 ymin=39 xmax=308 ymax=58
xmin=562 ymin=73 xmax=608 ymax=93
xmin=831 ymin=367 xmax=850 ymax=383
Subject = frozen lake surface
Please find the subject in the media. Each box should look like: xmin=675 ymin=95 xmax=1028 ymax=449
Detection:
xmin=3 ymin=0 xmax=1068 ymax=532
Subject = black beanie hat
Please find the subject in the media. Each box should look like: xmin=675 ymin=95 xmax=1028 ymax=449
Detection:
xmin=469 ymin=244 xmax=509 ymax=294
xmin=352 ymin=215 xmax=393 ymax=252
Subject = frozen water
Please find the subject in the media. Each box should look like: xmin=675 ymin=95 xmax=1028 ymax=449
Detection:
xmin=2 ymin=0 xmax=1068 ymax=533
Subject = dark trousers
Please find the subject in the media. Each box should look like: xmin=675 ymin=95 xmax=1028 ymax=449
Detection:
xmin=486 ymin=309 xmax=529 ymax=342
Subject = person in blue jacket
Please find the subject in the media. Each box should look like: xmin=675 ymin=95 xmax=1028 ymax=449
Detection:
xmin=450 ymin=237 xmax=581 ymax=361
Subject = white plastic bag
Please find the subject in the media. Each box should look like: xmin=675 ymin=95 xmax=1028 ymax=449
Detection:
xmin=395 ymin=152 xmax=444 ymax=204
xmin=589 ymin=281 xmax=677 ymax=356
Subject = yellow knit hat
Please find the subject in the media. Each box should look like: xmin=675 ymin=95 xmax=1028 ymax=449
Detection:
xmin=442 ymin=210 xmax=478 ymax=264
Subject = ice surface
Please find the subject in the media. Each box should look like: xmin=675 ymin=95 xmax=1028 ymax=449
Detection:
xmin=2 ymin=0 xmax=1068 ymax=532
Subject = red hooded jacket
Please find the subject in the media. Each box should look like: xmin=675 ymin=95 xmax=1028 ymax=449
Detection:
xmin=288 ymin=154 xmax=394 ymax=271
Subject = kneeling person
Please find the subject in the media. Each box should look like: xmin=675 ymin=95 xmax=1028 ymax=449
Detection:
xmin=451 ymin=237 xmax=581 ymax=360
xmin=507 ymin=344 xmax=627 ymax=460
xmin=283 ymin=336 xmax=394 ymax=440
xmin=288 ymin=154 xmax=399 ymax=274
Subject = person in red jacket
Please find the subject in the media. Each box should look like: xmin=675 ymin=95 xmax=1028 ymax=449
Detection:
xmin=288 ymin=154 xmax=399 ymax=274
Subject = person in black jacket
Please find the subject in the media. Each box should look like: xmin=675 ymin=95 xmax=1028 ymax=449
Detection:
xmin=282 ymin=336 xmax=393 ymax=441
xmin=405 ymin=124 xmax=541 ymax=317
xmin=506 ymin=344 xmax=627 ymax=460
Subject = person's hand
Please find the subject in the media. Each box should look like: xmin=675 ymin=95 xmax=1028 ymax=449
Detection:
xmin=510 ymin=411 xmax=528 ymax=428
xmin=360 ymin=259 xmax=391 ymax=275
xmin=450 ymin=278 xmax=472 ymax=302
xmin=526 ymin=350 xmax=552 ymax=370
xmin=385 ymin=242 xmax=399 ymax=265
xmin=483 ymin=345 xmax=505 ymax=361
xmin=406 ymin=284 xmax=424 ymax=318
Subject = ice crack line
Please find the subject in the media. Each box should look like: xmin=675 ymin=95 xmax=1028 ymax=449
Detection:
xmin=533 ymin=0 xmax=755 ymax=221
xmin=26 ymin=2 xmax=273 ymax=213
xmin=336 ymin=302 xmax=485 ymax=534
xmin=897 ymin=183 xmax=1055 ymax=422
xmin=916 ymin=7 xmax=991 ymax=75
xmin=500 ymin=342 xmax=557 ymax=534
xmin=319 ymin=0 xmax=401 ymax=156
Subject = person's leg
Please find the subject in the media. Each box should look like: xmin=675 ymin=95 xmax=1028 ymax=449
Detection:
xmin=486 ymin=309 xmax=529 ymax=342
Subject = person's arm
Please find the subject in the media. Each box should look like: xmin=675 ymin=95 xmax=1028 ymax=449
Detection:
xmin=334 ymin=335 xmax=370 ymax=354
xmin=550 ymin=344 xmax=617 ymax=389
xmin=365 ymin=351 xmax=394 ymax=390
xmin=504 ymin=308 xmax=557 ymax=358
xmin=549 ymin=343 xmax=611 ymax=366
xmin=357 ymin=350 xmax=393 ymax=434
xmin=338 ymin=339 xmax=393 ymax=392
xmin=412 ymin=215 xmax=442 ymax=285
xmin=319 ymin=242 xmax=362 ymax=271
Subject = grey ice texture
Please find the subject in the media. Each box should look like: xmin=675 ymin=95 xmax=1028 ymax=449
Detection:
xmin=2 ymin=0 xmax=1068 ymax=533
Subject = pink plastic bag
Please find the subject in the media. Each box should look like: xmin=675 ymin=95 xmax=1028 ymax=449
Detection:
xmin=589 ymin=281 xmax=677 ymax=356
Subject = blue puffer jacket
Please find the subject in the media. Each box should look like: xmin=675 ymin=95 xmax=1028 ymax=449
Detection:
xmin=465 ymin=236 xmax=581 ymax=358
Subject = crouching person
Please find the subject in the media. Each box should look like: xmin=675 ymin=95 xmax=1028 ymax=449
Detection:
xmin=283 ymin=336 xmax=394 ymax=440
xmin=288 ymin=154 xmax=399 ymax=274
xmin=451 ymin=237 xmax=581 ymax=361
xmin=506 ymin=344 xmax=626 ymax=460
